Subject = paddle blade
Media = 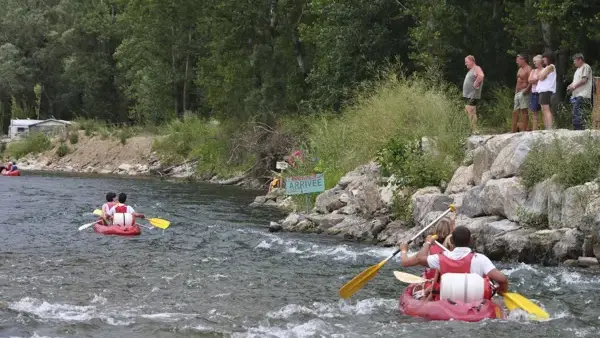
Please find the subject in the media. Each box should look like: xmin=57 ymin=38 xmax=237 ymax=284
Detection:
xmin=339 ymin=260 xmax=386 ymax=299
xmin=78 ymin=222 xmax=96 ymax=231
xmin=503 ymin=292 xmax=549 ymax=320
xmin=393 ymin=271 xmax=428 ymax=284
xmin=148 ymin=218 xmax=170 ymax=229
xmin=93 ymin=209 xmax=103 ymax=217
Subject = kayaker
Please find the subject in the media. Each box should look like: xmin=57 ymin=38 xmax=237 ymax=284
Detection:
xmin=100 ymin=192 xmax=117 ymax=225
xmin=400 ymin=226 xmax=508 ymax=302
xmin=422 ymin=217 xmax=455 ymax=300
xmin=106 ymin=193 xmax=145 ymax=228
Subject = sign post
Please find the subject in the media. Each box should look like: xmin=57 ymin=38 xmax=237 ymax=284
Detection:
xmin=285 ymin=173 xmax=325 ymax=213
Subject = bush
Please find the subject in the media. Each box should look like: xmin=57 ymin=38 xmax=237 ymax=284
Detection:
xmin=521 ymin=134 xmax=600 ymax=189
xmin=56 ymin=143 xmax=69 ymax=157
xmin=5 ymin=132 xmax=52 ymax=159
xmin=297 ymin=68 xmax=470 ymax=190
xmin=69 ymin=132 xmax=79 ymax=144
xmin=73 ymin=117 xmax=106 ymax=135
xmin=478 ymin=85 xmax=512 ymax=133
xmin=117 ymin=127 xmax=133 ymax=145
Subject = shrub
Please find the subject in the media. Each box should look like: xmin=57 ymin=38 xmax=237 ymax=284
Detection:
xmin=5 ymin=132 xmax=52 ymax=159
xmin=56 ymin=143 xmax=69 ymax=157
xmin=69 ymin=132 xmax=79 ymax=144
xmin=521 ymin=134 xmax=600 ymax=189
xmin=478 ymin=85 xmax=512 ymax=133
xmin=298 ymin=68 xmax=470 ymax=190
xmin=118 ymin=128 xmax=133 ymax=145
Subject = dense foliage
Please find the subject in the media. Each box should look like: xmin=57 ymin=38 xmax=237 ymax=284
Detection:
xmin=1 ymin=0 xmax=598 ymax=133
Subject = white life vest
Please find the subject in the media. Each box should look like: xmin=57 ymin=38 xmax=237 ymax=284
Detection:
xmin=440 ymin=273 xmax=485 ymax=303
xmin=112 ymin=213 xmax=134 ymax=227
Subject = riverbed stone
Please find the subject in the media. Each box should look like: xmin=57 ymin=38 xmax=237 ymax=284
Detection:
xmin=314 ymin=189 xmax=345 ymax=214
xmin=306 ymin=214 xmax=346 ymax=231
xmin=472 ymin=133 xmax=517 ymax=185
xmin=118 ymin=163 xmax=132 ymax=171
xmin=460 ymin=186 xmax=485 ymax=218
xmin=489 ymin=133 xmax=534 ymax=179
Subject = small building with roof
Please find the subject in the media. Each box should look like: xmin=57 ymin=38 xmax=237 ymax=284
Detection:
xmin=9 ymin=118 xmax=71 ymax=139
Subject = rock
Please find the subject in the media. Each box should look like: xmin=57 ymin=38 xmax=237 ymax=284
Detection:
xmin=466 ymin=135 xmax=493 ymax=151
xmin=526 ymin=228 xmax=583 ymax=263
xmin=455 ymin=215 xmax=502 ymax=253
xmin=118 ymin=163 xmax=132 ymax=171
xmin=337 ymin=162 xmax=381 ymax=189
xmin=449 ymin=192 xmax=465 ymax=211
xmin=265 ymin=188 xmax=285 ymax=201
xmin=547 ymin=175 xmax=564 ymax=228
xmin=296 ymin=219 xmax=317 ymax=232
xmin=563 ymin=259 xmax=578 ymax=267
xmin=306 ymin=214 xmax=346 ymax=231
xmin=577 ymin=256 xmax=599 ymax=267
xmin=594 ymin=244 xmax=600 ymax=261
xmin=411 ymin=187 xmax=452 ymax=225
xmin=281 ymin=213 xmax=301 ymax=230
xmin=485 ymin=228 xmax=534 ymax=262
xmin=268 ymin=222 xmax=282 ymax=232
xmin=339 ymin=193 xmax=350 ymax=204
xmin=347 ymin=179 xmax=381 ymax=217
xmin=338 ymin=203 xmax=361 ymax=215
xmin=582 ymin=235 xmax=594 ymax=257
xmin=253 ymin=196 xmax=267 ymax=205
xmin=558 ymin=182 xmax=600 ymax=231
xmin=552 ymin=228 xmax=583 ymax=261
xmin=326 ymin=216 xmax=385 ymax=241
xmin=445 ymin=165 xmax=474 ymax=194
xmin=460 ymin=186 xmax=485 ymax=218
xmin=518 ymin=179 xmax=556 ymax=229
xmin=480 ymin=177 xmax=527 ymax=221
xmin=472 ymin=134 xmax=517 ymax=185
xmin=379 ymin=184 xmax=396 ymax=206
xmin=489 ymin=133 xmax=535 ymax=179
xmin=314 ymin=189 xmax=345 ymax=213
xmin=278 ymin=197 xmax=296 ymax=211
xmin=377 ymin=220 xmax=410 ymax=246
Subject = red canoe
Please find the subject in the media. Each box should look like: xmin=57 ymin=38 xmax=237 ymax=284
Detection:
xmin=399 ymin=284 xmax=504 ymax=322
xmin=1 ymin=170 xmax=21 ymax=176
xmin=93 ymin=221 xmax=141 ymax=236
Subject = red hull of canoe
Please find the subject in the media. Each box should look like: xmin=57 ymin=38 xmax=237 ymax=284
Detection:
xmin=2 ymin=170 xmax=20 ymax=176
xmin=93 ymin=221 xmax=141 ymax=236
xmin=399 ymin=284 xmax=504 ymax=322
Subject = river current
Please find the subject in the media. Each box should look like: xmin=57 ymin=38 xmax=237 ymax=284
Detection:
xmin=0 ymin=173 xmax=598 ymax=338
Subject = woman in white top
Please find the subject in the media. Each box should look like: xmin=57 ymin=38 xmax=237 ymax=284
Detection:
xmin=527 ymin=55 xmax=544 ymax=130
xmin=536 ymin=52 xmax=557 ymax=130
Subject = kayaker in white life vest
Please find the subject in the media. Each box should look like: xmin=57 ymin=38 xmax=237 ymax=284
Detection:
xmin=106 ymin=192 xmax=145 ymax=227
xmin=399 ymin=226 xmax=508 ymax=302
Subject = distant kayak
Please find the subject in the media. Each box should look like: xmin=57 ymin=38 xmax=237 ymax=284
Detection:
xmin=93 ymin=221 xmax=141 ymax=236
xmin=1 ymin=170 xmax=20 ymax=176
xmin=399 ymin=284 xmax=504 ymax=322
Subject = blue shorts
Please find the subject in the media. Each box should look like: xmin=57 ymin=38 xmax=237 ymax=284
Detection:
xmin=530 ymin=92 xmax=541 ymax=112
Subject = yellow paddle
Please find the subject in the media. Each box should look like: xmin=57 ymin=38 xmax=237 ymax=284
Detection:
xmin=92 ymin=209 xmax=170 ymax=230
xmin=431 ymin=241 xmax=549 ymax=320
xmin=339 ymin=205 xmax=455 ymax=299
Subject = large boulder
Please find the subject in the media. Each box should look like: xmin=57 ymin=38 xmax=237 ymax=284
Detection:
xmin=517 ymin=178 xmax=559 ymax=228
xmin=489 ymin=133 xmax=535 ymax=179
xmin=411 ymin=187 xmax=453 ymax=226
xmin=472 ymin=134 xmax=518 ymax=185
xmin=306 ymin=214 xmax=346 ymax=231
xmin=556 ymin=182 xmax=600 ymax=231
xmin=480 ymin=177 xmax=527 ymax=221
xmin=314 ymin=188 xmax=345 ymax=213
xmin=327 ymin=216 xmax=389 ymax=241
xmin=460 ymin=186 xmax=485 ymax=218
xmin=445 ymin=165 xmax=474 ymax=194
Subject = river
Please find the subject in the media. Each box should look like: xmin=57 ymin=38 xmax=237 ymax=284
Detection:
xmin=0 ymin=173 xmax=598 ymax=338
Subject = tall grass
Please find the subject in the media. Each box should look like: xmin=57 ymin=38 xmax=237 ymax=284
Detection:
xmin=5 ymin=132 xmax=52 ymax=159
xmin=521 ymin=134 xmax=600 ymax=189
xmin=299 ymin=70 xmax=471 ymax=189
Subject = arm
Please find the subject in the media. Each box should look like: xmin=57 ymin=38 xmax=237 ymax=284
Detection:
xmin=539 ymin=65 xmax=554 ymax=80
xmin=474 ymin=66 xmax=484 ymax=89
xmin=400 ymin=235 xmax=435 ymax=267
xmin=522 ymin=69 xmax=533 ymax=94
xmin=568 ymin=67 xmax=590 ymax=91
xmin=487 ymin=268 xmax=509 ymax=294
xmin=528 ymin=70 xmax=538 ymax=84
xmin=129 ymin=206 xmax=145 ymax=219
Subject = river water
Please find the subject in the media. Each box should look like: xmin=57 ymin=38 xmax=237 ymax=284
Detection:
xmin=0 ymin=173 xmax=598 ymax=338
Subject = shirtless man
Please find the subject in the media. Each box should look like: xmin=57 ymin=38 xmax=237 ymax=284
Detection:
xmin=513 ymin=54 xmax=532 ymax=132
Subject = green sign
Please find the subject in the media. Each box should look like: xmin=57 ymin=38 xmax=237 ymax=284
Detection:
xmin=285 ymin=174 xmax=325 ymax=195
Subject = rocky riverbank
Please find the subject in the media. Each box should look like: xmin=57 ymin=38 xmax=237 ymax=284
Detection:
xmin=259 ymin=130 xmax=600 ymax=265
xmin=13 ymin=131 xmax=260 ymax=187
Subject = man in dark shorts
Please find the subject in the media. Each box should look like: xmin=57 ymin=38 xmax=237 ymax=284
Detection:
xmin=463 ymin=55 xmax=484 ymax=133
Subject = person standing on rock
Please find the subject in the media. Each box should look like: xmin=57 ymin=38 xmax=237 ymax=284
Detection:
xmin=513 ymin=54 xmax=532 ymax=133
xmin=528 ymin=55 xmax=544 ymax=131
xmin=567 ymin=53 xmax=593 ymax=130
xmin=463 ymin=55 xmax=484 ymax=134
xmin=399 ymin=226 xmax=508 ymax=300
xmin=536 ymin=52 xmax=557 ymax=130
